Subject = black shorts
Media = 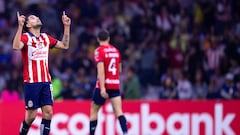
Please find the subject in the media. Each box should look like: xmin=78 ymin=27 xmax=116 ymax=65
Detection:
xmin=23 ymin=82 xmax=53 ymax=110
xmin=91 ymin=88 xmax=120 ymax=105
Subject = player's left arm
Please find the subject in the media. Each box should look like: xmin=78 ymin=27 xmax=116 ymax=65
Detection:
xmin=97 ymin=62 xmax=105 ymax=90
xmin=119 ymin=63 xmax=122 ymax=74
xmin=119 ymin=51 xmax=122 ymax=74
xmin=97 ymin=62 xmax=109 ymax=99
xmin=55 ymin=11 xmax=71 ymax=49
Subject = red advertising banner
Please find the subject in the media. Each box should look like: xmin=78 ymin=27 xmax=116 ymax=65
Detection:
xmin=0 ymin=100 xmax=240 ymax=135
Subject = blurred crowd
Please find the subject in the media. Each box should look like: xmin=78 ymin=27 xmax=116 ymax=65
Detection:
xmin=0 ymin=0 xmax=240 ymax=101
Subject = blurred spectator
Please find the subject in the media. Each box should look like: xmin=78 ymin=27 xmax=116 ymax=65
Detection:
xmin=176 ymin=70 xmax=192 ymax=100
xmin=60 ymin=79 xmax=74 ymax=99
xmin=215 ymin=0 xmax=232 ymax=35
xmin=0 ymin=0 xmax=5 ymax=13
xmin=156 ymin=41 xmax=170 ymax=78
xmin=235 ymin=74 xmax=240 ymax=98
xmin=200 ymin=0 xmax=216 ymax=32
xmin=169 ymin=36 xmax=185 ymax=73
xmin=220 ymin=73 xmax=238 ymax=99
xmin=73 ymin=44 xmax=95 ymax=74
xmin=72 ymin=68 xmax=91 ymax=100
xmin=156 ymin=6 xmax=174 ymax=39
xmin=159 ymin=75 xmax=177 ymax=100
xmin=213 ymin=67 xmax=225 ymax=90
xmin=205 ymin=37 xmax=224 ymax=76
xmin=139 ymin=41 xmax=157 ymax=88
xmin=124 ymin=42 xmax=141 ymax=68
xmin=185 ymin=44 xmax=205 ymax=82
xmin=0 ymin=45 xmax=11 ymax=65
xmin=192 ymin=69 xmax=208 ymax=99
xmin=207 ymin=76 xmax=221 ymax=99
xmin=123 ymin=67 xmax=141 ymax=99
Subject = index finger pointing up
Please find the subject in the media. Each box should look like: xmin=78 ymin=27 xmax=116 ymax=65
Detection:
xmin=17 ymin=11 xmax=20 ymax=17
xmin=63 ymin=11 xmax=65 ymax=16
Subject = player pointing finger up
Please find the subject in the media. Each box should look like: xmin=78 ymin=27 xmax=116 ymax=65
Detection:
xmin=62 ymin=11 xmax=71 ymax=26
xmin=13 ymin=11 xmax=71 ymax=135
xmin=17 ymin=11 xmax=25 ymax=27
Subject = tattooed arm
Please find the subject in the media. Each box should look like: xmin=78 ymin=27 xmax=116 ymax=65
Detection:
xmin=13 ymin=12 xmax=25 ymax=50
xmin=55 ymin=11 xmax=71 ymax=49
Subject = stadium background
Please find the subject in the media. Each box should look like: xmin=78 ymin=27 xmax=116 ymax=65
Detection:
xmin=0 ymin=0 xmax=240 ymax=135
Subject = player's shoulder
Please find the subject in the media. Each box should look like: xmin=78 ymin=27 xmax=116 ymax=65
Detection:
xmin=22 ymin=32 xmax=30 ymax=37
xmin=107 ymin=44 xmax=119 ymax=51
xmin=95 ymin=44 xmax=119 ymax=52
xmin=95 ymin=46 xmax=102 ymax=52
xmin=94 ymin=46 xmax=102 ymax=56
xmin=40 ymin=33 xmax=51 ymax=38
xmin=21 ymin=33 xmax=31 ymax=41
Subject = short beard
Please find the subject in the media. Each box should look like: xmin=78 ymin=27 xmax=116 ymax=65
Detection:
xmin=32 ymin=24 xmax=42 ymax=29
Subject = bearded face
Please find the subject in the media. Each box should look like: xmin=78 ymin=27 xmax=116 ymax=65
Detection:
xmin=25 ymin=15 xmax=43 ymax=30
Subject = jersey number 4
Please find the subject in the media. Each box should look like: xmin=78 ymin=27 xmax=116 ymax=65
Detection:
xmin=108 ymin=58 xmax=117 ymax=75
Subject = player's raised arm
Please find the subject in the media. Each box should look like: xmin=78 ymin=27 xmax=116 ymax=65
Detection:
xmin=55 ymin=11 xmax=71 ymax=49
xmin=13 ymin=11 xmax=25 ymax=50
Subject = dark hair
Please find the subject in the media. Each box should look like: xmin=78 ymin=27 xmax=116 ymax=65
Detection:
xmin=23 ymin=14 xmax=30 ymax=32
xmin=97 ymin=30 xmax=109 ymax=41
xmin=22 ymin=11 xmax=39 ymax=32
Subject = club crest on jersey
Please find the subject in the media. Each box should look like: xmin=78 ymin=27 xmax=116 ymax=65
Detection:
xmin=28 ymin=100 xmax=33 ymax=108
xmin=95 ymin=51 xmax=99 ymax=56
xmin=37 ymin=42 xmax=44 ymax=49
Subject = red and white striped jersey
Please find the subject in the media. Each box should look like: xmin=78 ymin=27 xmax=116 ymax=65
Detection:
xmin=21 ymin=32 xmax=57 ymax=83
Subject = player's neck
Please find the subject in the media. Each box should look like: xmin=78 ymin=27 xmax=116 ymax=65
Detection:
xmin=99 ymin=41 xmax=109 ymax=46
xmin=29 ymin=29 xmax=41 ymax=37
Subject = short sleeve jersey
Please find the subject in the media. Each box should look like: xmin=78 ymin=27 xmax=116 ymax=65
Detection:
xmin=21 ymin=32 xmax=57 ymax=83
xmin=94 ymin=44 xmax=121 ymax=90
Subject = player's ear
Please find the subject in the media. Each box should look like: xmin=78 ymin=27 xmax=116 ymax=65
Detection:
xmin=26 ymin=22 xmax=31 ymax=28
xmin=107 ymin=37 xmax=110 ymax=42
xmin=23 ymin=19 xmax=30 ymax=32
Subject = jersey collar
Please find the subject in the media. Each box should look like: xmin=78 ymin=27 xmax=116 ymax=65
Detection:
xmin=27 ymin=32 xmax=40 ymax=38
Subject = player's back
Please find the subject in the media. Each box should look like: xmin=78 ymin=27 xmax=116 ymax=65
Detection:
xmin=95 ymin=44 xmax=121 ymax=89
xmin=102 ymin=45 xmax=121 ymax=77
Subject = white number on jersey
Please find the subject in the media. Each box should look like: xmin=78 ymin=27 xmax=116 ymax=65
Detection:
xmin=108 ymin=58 xmax=117 ymax=75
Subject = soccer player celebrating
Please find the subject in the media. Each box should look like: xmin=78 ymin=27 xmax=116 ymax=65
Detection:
xmin=90 ymin=30 xmax=128 ymax=135
xmin=13 ymin=11 xmax=71 ymax=135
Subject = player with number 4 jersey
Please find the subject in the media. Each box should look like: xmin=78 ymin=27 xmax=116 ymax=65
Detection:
xmin=94 ymin=43 xmax=121 ymax=90
xmin=90 ymin=30 xmax=128 ymax=135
